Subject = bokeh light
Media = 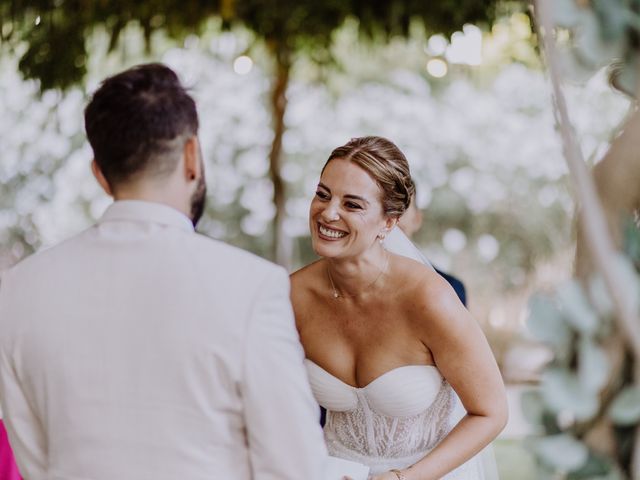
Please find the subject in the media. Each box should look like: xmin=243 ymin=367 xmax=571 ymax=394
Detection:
xmin=233 ymin=55 xmax=253 ymax=75
xmin=426 ymin=58 xmax=448 ymax=78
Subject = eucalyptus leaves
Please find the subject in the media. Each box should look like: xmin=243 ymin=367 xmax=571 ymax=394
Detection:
xmin=553 ymin=0 xmax=640 ymax=95
xmin=525 ymin=223 xmax=640 ymax=478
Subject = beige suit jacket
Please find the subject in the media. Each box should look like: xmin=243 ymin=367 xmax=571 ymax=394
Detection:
xmin=0 ymin=200 xmax=327 ymax=480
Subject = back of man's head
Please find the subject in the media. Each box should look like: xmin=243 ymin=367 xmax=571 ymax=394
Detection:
xmin=84 ymin=63 xmax=199 ymax=191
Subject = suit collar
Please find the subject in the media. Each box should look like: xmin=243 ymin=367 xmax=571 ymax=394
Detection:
xmin=98 ymin=200 xmax=195 ymax=232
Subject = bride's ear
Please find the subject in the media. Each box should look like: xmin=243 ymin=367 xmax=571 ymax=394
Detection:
xmin=385 ymin=216 xmax=398 ymax=231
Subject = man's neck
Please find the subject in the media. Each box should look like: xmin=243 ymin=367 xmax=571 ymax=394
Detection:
xmin=112 ymin=187 xmax=190 ymax=220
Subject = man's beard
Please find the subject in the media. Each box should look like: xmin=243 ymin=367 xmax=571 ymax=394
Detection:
xmin=190 ymin=172 xmax=207 ymax=227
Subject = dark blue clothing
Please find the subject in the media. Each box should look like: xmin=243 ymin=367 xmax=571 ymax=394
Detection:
xmin=318 ymin=268 xmax=466 ymax=427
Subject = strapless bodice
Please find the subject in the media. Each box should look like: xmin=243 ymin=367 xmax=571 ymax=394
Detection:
xmin=304 ymin=359 xmax=461 ymax=475
xmin=304 ymin=360 xmax=445 ymax=418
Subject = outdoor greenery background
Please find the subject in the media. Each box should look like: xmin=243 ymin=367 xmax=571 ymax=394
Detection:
xmin=0 ymin=13 xmax=629 ymax=321
xmin=0 ymin=5 xmax=636 ymax=479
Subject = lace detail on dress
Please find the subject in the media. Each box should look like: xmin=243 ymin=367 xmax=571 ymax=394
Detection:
xmin=324 ymin=377 xmax=455 ymax=460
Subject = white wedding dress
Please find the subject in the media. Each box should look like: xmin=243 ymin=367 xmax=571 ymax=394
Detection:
xmin=306 ymin=360 xmax=492 ymax=478
xmin=306 ymin=227 xmax=499 ymax=479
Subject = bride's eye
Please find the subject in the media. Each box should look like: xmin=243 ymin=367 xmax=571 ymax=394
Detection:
xmin=345 ymin=201 xmax=362 ymax=210
xmin=315 ymin=190 xmax=329 ymax=200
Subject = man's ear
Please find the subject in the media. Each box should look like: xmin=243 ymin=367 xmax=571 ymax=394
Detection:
xmin=183 ymin=136 xmax=201 ymax=182
xmin=91 ymin=160 xmax=113 ymax=197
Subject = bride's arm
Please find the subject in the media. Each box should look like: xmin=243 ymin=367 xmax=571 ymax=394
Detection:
xmin=395 ymin=274 xmax=508 ymax=480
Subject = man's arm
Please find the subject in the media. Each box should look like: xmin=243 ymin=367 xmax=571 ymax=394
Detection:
xmin=242 ymin=267 xmax=327 ymax=480
xmin=0 ymin=346 xmax=47 ymax=478
xmin=0 ymin=270 xmax=47 ymax=478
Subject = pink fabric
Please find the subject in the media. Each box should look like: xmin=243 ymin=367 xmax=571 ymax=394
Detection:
xmin=0 ymin=420 xmax=21 ymax=480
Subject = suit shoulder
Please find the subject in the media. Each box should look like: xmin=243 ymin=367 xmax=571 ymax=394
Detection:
xmin=3 ymin=226 xmax=93 ymax=278
xmin=192 ymin=233 xmax=284 ymax=274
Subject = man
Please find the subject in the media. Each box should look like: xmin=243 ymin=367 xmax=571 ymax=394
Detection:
xmin=398 ymin=192 xmax=467 ymax=306
xmin=0 ymin=63 xmax=327 ymax=480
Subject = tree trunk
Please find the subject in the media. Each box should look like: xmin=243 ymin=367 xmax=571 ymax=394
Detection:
xmin=267 ymin=44 xmax=292 ymax=268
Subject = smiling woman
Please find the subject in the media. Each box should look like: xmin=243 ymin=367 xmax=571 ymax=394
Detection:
xmin=309 ymin=137 xmax=413 ymax=264
xmin=310 ymin=159 xmax=393 ymax=264
xmin=290 ymin=136 xmax=506 ymax=480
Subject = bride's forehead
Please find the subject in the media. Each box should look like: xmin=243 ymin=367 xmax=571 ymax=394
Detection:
xmin=319 ymin=159 xmax=380 ymax=194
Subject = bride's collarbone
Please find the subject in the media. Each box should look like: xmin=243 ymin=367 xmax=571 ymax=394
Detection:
xmin=323 ymin=286 xmax=406 ymax=309
xmin=306 ymin=292 xmax=410 ymax=329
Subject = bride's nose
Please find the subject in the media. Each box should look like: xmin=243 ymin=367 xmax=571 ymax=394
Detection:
xmin=320 ymin=202 xmax=340 ymax=223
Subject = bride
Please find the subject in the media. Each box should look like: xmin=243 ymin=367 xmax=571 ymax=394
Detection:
xmin=291 ymin=136 xmax=507 ymax=480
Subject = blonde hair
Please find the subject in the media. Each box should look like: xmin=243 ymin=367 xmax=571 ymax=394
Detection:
xmin=322 ymin=136 xmax=415 ymax=218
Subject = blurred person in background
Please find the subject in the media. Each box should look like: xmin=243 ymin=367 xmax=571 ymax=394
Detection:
xmin=397 ymin=191 xmax=467 ymax=306
xmin=292 ymin=136 xmax=507 ymax=480
xmin=0 ymin=63 xmax=328 ymax=480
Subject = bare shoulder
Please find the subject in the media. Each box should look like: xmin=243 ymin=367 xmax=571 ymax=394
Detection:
xmin=388 ymin=253 xmax=449 ymax=299
xmin=291 ymin=259 xmax=320 ymax=283
xmin=389 ymin=254 xmax=467 ymax=335
xmin=290 ymin=260 xmax=324 ymax=293
xmin=289 ymin=260 xmax=326 ymax=313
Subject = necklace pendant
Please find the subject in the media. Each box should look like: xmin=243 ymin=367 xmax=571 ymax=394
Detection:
xmin=333 ymin=291 xmax=339 ymax=298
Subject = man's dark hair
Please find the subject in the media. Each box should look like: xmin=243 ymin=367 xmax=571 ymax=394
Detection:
xmin=84 ymin=63 xmax=199 ymax=188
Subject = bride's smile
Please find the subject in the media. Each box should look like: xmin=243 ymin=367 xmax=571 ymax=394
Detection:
xmin=309 ymin=157 xmax=393 ymax=260
xmin=317 ymin=223 xmax=348 ymax=240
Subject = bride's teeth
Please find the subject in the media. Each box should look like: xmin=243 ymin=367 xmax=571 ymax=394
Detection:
xmin=319 ymin=225 xmax=346 ymax=238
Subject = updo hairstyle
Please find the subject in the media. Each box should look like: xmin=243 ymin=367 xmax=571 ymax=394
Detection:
xmin=322 ymin=136 xmax=415 ymax=218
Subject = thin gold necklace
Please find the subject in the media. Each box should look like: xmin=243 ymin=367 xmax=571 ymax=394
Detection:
xmin=326 ymin=252 xmax=390 ymax=299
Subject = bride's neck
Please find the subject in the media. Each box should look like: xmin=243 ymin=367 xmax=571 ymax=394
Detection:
xmin=326 ymin=245 xmax=389 ymax=293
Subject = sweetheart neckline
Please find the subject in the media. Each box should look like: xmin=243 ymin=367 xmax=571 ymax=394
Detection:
xmin=304 ymin=359 xmax=439 ymax=390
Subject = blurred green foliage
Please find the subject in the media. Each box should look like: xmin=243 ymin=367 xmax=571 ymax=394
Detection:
xmin=1 ymin=0 xmax=525 ymax=265
xmin=525 ymin=219 xmax=640 ymax=478
xmin=0 ymin=14 xmax=628 ymax=286
xmin=553 ymin=0 xmax=640 ymax=95
xmin=521 ymin=2 xmax=640 ymax=477
xmin=1 ymin=0 xmax=508 ymax=91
